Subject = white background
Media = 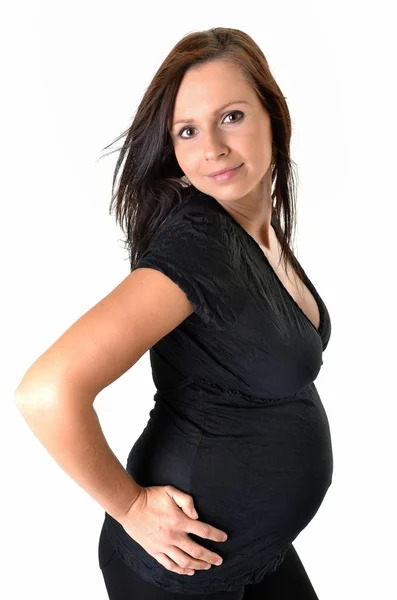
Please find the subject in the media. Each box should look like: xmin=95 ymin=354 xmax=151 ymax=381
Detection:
xmin=2 ymin=1 xmax=396 ymax=598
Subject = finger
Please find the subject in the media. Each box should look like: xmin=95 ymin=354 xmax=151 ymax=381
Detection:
xmin=167 ymin=545 xmax=213 ymax=571
xmin=188 ymin=520 xmax=228 ymax=543
xmin=154 ymin=552 xmax=195 ymax=576
xmin=178 ymin=536 xmax=224 ymax=567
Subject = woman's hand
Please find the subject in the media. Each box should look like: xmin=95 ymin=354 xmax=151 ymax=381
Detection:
xmin=119 ymin=485 xmax=228 ymax=576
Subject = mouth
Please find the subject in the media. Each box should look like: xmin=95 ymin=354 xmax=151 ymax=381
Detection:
xmin=207 ymin=163 xmax=244 ymax=182
xmin=208 ymin=163 xmax=244 ymax=177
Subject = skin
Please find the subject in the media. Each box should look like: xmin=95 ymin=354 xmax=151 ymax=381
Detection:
xmin=168 ymin=59 xmax=276 ymax=252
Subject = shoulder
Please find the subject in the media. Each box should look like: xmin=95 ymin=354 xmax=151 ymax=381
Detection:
xmin=134 ymin=189 xmax=247 ymax=331
xmin=148 ymin=190 xmax=233 ymax=254
xmin=168 ymin=189 xmax=226 ymax=224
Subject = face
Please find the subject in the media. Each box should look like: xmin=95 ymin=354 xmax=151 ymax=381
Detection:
xmin=169 ymin=59 xmax=274 ymax=209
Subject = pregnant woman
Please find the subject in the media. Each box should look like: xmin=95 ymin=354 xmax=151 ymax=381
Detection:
xmin=15 ymin=27 xmax=333 ymax=599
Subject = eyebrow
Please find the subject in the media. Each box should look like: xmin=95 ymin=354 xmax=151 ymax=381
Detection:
xmin=172 ymin=100 xmax=250 ymax=128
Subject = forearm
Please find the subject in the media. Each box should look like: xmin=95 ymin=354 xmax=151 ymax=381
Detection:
xmin=14 ymin=391 xmax=142 ymax=524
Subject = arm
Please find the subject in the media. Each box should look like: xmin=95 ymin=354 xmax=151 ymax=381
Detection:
xmin=14 ymin=266 xmax=194 ymax=524
xmin=15 ymin=389 xmax=141 ymax=523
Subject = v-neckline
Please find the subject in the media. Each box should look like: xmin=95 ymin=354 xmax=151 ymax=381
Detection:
xmin=199 ymin=193 xmax=324 ymax=337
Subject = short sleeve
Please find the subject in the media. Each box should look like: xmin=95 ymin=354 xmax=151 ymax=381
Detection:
xmin=132 ymin=211 xmax=247 ymax=331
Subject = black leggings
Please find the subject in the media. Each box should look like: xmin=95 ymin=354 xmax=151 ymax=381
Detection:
xmin=98 ymin=522 xmax=319 ymax=599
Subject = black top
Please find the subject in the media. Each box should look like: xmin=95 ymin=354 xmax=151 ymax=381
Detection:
xmin=103 ymin=188 xmax=333 ymax=594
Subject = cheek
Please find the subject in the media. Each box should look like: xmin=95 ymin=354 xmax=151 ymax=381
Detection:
xmin=241 ymin=133 xmax=271 ymax=169
xmin=175 ymin=147 xmax=200 ymax=174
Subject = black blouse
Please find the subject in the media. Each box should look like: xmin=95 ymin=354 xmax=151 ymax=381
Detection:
xmin=103 ymin=188 xmax=333 ymax=594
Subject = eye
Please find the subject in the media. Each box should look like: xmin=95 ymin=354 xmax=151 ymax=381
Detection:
xmin=177 ymin=110 xmax=244 ymax=139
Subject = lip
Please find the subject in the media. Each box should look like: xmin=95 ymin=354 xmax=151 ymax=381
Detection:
xmin=208 ymin=163 xmax=243 ymax=177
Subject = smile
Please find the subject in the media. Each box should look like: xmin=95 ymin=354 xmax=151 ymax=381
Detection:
xmin=209 ymin=163 xmax=244 ymax=182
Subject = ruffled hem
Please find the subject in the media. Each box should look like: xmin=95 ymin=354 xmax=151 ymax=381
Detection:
xmin=151 ymin=544 xmax=290 ymax=594
xmin=105 ymin=514 xmax=290 ymax=594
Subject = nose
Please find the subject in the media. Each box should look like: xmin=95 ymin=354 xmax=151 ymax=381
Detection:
xmin=202 ymin=131 xmax=229 ymax=161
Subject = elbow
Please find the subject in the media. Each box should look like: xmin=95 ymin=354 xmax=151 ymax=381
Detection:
xmin=14 ymin=379 xmax=97 ymax=416
xmin=14 ymin=382 xmax=60 ymax=415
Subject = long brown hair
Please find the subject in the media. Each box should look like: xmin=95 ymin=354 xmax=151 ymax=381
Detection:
xmin=101 ymin=27 xmax=302 ymax=280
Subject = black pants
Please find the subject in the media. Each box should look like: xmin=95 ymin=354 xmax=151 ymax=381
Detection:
xmin=98 ymin=522 xmax=319 ymax=599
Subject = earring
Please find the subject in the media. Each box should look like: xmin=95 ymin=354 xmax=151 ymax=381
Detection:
xmin=180 ymin=175 xmax=191 ymax=187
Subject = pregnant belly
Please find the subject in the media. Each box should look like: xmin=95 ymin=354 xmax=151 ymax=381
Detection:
xmin=126 ymin=383 xmax=333 ymax=568
xmin=191 ymin=400 xmax=333 ymax=554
